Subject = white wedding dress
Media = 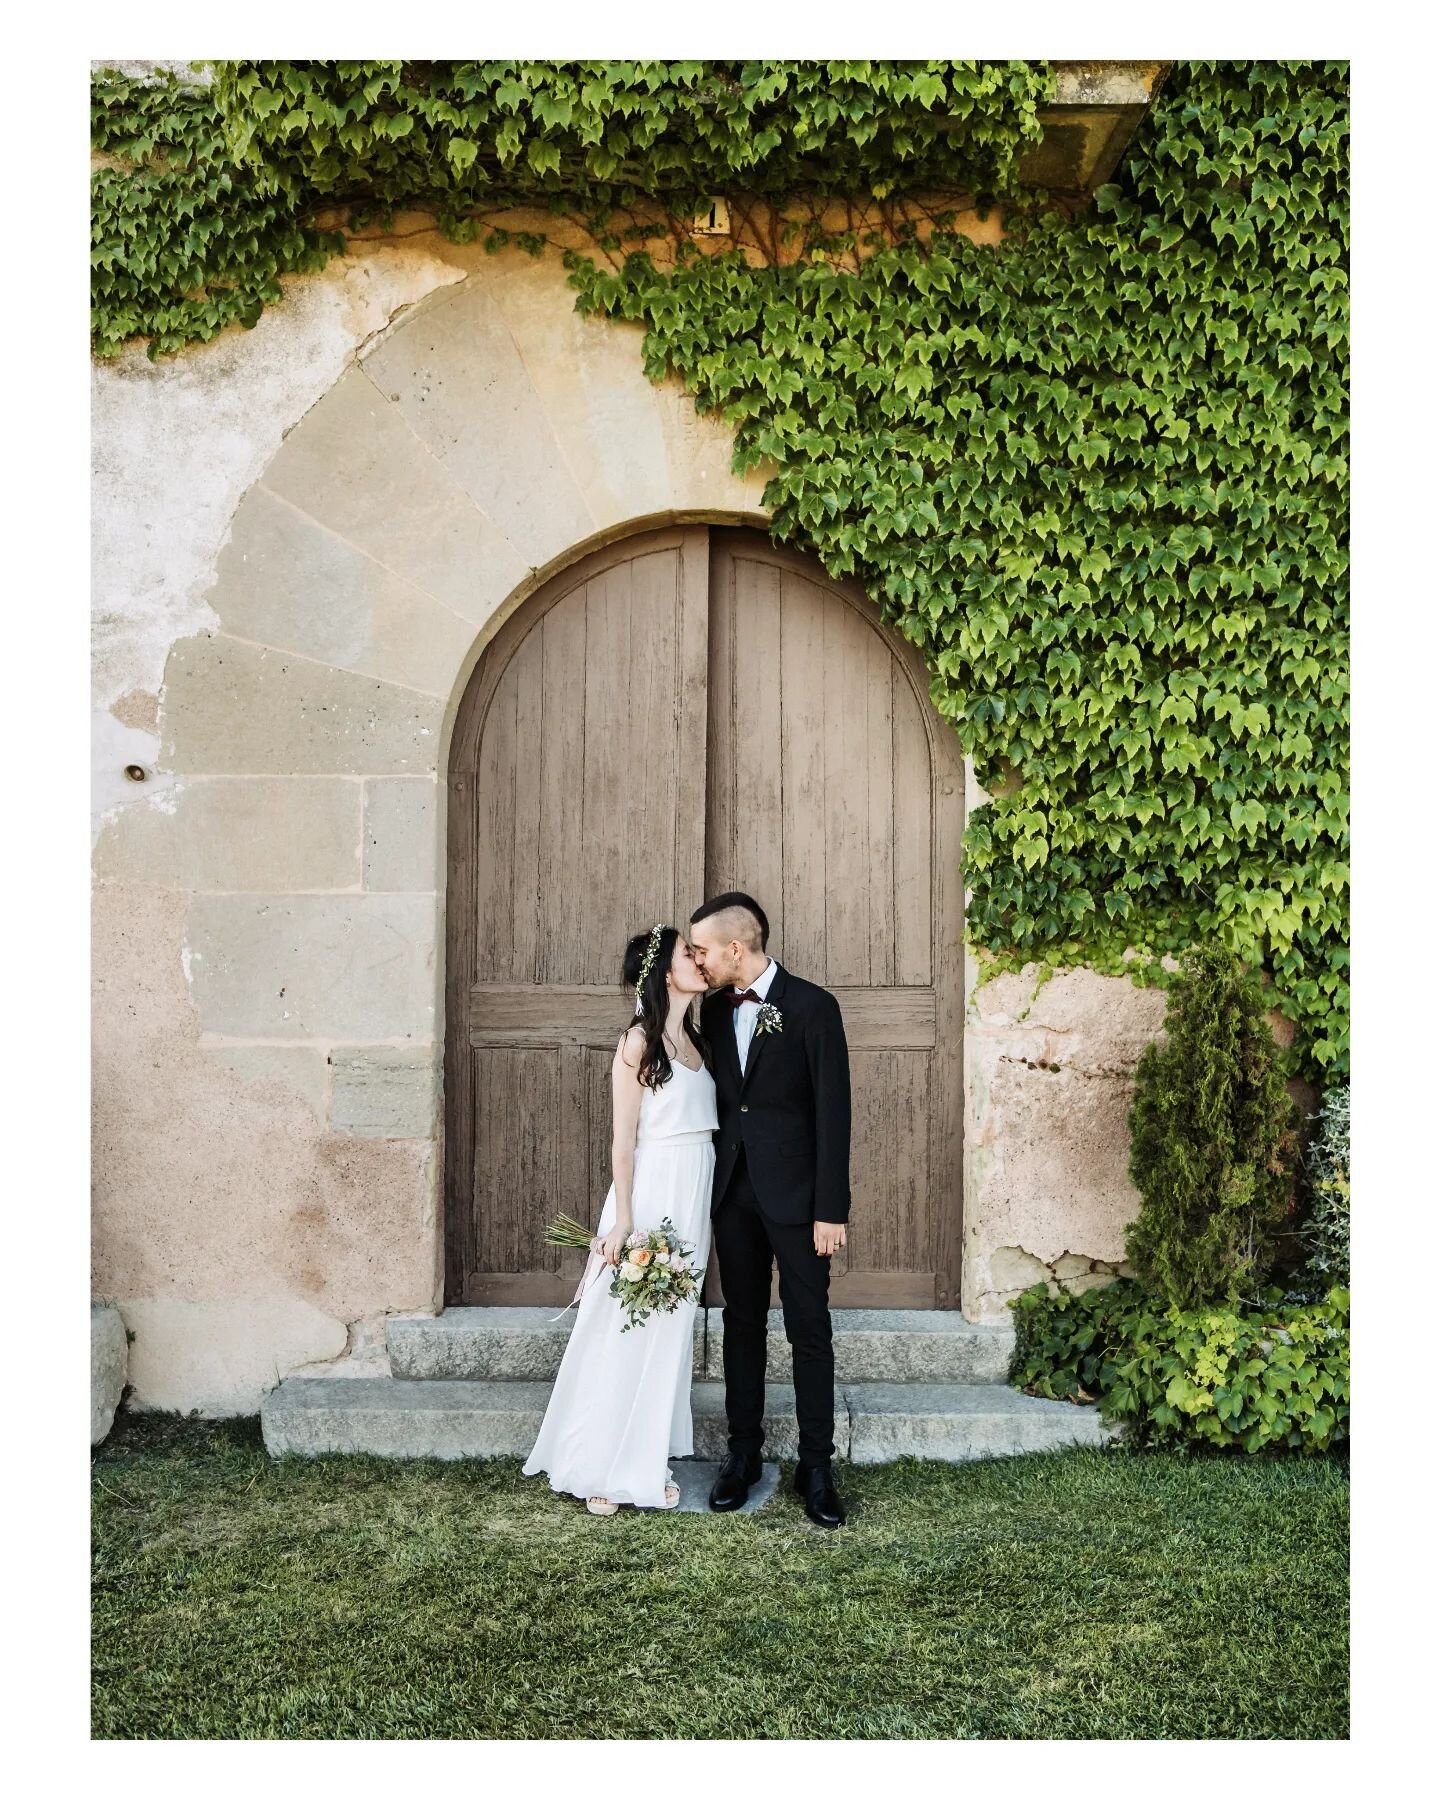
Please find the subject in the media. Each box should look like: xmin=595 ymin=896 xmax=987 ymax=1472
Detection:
xmin=522 ymin=1051 xmax=717 ymax=1508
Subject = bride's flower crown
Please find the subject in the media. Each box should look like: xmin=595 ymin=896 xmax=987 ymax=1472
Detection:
xmin=633 ymin=921 xmax=665 ymax=1009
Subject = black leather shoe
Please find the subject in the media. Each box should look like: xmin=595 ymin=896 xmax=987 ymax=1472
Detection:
xmin=709 ymin=1451 xmax=763 ymax=1511
xmin=793 ymin=1461 xmax=846 ymax=1527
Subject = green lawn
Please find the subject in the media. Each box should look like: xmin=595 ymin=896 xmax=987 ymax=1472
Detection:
xmin=92 ymin=1415 xmax=1348 ymax=1739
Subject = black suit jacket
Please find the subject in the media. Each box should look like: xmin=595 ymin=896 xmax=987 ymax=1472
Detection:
xmin=699 ymin=961 xmax=852 ymax=1226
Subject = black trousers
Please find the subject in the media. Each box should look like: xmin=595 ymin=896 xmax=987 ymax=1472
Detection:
xmin=712 ymin=1145 xmax=836 ymax=1466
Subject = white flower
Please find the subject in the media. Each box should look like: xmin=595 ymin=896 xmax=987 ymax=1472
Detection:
xmin=655 ymin=1251 xmax=671 ymax=1265
xmin=620 ymin=1261 xmax=645 ymax=1282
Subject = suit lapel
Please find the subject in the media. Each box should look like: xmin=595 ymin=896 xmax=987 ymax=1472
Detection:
xmin=708 ymin=990 xmax=744 ymax=1091
xmin=740 ymin=961 xmax=787 ymax=1091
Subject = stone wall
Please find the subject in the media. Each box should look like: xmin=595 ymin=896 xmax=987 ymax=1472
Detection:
xmin=92 ymin=208 xmax=1189 ymax=1413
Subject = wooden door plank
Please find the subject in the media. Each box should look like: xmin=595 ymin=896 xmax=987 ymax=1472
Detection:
xmin=704 ymin=534 xmax=736 ymax=896
xmin=629 ymin=547 xmax=683 ymax=934
xmin=866 ymin=625 xmax=897 ymax=987
xmin=675 ymin=528 xmax=711 ymax=926
xmin=823 ymin=590 xmax=871 ymax=983
xmin=778 ymin=569 xmax=827 ymax=978
xmin=474 ymin=660 xmax=518 ymax=982
xmin=578 ymin=561 xmax=630 ymax=983
xmin=891 ymin=657 xmax=933 ymax=987
xmin=540 ymin=590 xmax=588 ymax=985
xmin=732 ymin=554 xmax=784 ymax=948
xmin=509 ymin=627 xmax=544 ymax=983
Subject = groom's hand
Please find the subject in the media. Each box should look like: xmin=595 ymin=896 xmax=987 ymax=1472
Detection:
xmin=813 ymin=1221 xmax=846 ymax=1257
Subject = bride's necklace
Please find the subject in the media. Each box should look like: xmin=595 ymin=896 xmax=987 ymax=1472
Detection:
xmin=664 ymin=1030 xmax=701 ymax=1072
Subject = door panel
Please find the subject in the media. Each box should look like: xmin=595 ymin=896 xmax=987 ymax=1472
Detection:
xmin=447 ymin=527 xmax=710 ymax=1305
xmin=703 ymin=530 xmax=965 ymax=1307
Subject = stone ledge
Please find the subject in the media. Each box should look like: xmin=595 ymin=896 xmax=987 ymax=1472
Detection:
xmin=260 ymin=1373 xmax=1120 ymax=1465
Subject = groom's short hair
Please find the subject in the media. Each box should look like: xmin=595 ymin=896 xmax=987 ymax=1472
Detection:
xmin=691 ymin=891 xmax=769 ymax=951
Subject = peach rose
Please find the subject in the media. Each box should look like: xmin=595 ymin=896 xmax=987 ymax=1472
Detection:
xmin=628 ymin=1248 xmax=652 ymax=1267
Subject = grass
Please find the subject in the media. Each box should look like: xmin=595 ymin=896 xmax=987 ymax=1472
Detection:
xmin=92 ymin=1414 xmax=1348 ymax=1740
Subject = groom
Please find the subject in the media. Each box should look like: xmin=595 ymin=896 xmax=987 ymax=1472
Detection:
xmin=688 ymin=891 xmax=850 ymax=1528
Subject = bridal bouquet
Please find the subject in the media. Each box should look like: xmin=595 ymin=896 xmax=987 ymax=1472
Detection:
xmin=545 ymin=1212 xmax=704 ymax=1330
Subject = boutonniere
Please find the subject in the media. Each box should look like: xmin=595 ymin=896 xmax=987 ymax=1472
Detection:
xmin=754 ymin=1000 xmax=784 ymax=1037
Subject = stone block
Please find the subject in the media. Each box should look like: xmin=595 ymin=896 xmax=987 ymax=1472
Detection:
xmin=362 ymin=282 xmax=597 ymax=565
xmin=363 ymin=777 xmax=439 ymax=892
xmin=121 ymin=1296 xmax=349 ymax=1416
xmin=183 ymin=894 xmax=436 ymax=1040
xmin=210 ymin=1044 xmax=330 ymax=1120
xmin=985 ymin=1245 xmax=1057 ymax=1300
xmin=258 ymin=367 xmax=531 ymax=625
xmin=386 ymin=1305 xmax=705 ymax=1380
xmin=473 ymin=254 xmax=676 ymax=531
xmin=94 ymin=776 xmax=362 ymax=891
xmin=704 ymin=1308 xmax=1016 ymax=1383
xmin=209 ymin=486 xmax=478 ymax=696
xmin=844 ymin=1382 xmax=1122 ymax=1464
xmin=330 ymin=1046 xmax=439 ymax=1138
xmin=161 ymin=633 xmax=445 ymax=776
xmin=91 ymin=1303 xmax=128 ymax=1445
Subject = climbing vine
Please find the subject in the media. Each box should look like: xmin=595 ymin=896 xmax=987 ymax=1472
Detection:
xmin=91 ymin=69 xmax=343 ymax=358
xmin=90 ymin=60 xmax=1349 ymax=1085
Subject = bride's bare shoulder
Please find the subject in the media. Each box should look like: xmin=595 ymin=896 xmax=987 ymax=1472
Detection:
xmin=614 ymin=1022 xmax=646 ymax=1071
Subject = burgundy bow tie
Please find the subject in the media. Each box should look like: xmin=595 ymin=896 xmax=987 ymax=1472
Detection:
xmin=729 ymin=988 xmax=761 ymax=1008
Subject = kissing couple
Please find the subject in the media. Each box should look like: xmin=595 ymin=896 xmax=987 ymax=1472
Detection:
xmin=522 ymin=890 xmax=851 ymax=1527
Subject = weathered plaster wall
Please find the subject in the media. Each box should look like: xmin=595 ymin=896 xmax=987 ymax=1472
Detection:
xmin=92 ymin=209 xmax=1180 ymax=1409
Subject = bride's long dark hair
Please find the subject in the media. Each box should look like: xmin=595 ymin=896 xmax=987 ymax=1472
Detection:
xmin=622 ymin=925 xmax=710 ymax=1091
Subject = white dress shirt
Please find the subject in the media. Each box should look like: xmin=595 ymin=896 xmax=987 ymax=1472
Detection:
xmin=733 ymin=956 xmax=777 ymax=1073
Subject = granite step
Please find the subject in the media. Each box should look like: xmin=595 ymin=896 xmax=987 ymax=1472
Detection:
xmin=386 ymin=1306 xmax=1015 ymax=1385
xmin=261 ymin=1375 xmax=1118 ymax=1464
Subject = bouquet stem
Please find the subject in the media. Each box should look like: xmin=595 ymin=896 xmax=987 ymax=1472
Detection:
xmin=544 ymin=1210 xmax=596 ymax=1250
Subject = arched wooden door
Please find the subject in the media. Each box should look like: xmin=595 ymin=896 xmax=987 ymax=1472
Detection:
xmin=445 ymin=524 xmax=966 ymax=1309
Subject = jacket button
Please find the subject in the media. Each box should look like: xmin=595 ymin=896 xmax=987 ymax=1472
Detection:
xmin=740 ymin=1104 xmax=749 ymax=1113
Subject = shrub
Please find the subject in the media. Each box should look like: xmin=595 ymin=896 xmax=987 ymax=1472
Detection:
xmin=1009 ymin=1279 xmax=1349 ymax=1454
xmin=1125 ymin=941 xmax=1302 ymax=1308
xmin=1008 ymin=1277 xmax=1145 ymax=1402
xmin=1300 ymin=1085 xmax=1350 ymax=1288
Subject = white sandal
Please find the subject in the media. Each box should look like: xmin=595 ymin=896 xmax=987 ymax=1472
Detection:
xmin=586 ymin=1495 xmax=619 ymax=1515
xmin=661 ymin=1482 xmax=680 ymax=1509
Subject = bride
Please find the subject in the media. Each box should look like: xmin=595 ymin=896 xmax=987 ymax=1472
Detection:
xmin=522 ymin=922 xmax=717 ymax=1514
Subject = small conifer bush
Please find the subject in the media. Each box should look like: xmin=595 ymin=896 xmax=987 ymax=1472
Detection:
xmin=1124 ymin=941 xmax=1302 ymax=1308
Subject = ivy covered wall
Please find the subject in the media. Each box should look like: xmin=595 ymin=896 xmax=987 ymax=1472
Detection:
xmin=91 ymin=60 xmax=1349 ymax=1087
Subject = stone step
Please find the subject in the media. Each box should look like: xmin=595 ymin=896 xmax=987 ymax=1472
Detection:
xmin=386 ymin=1306 xmax=1015 ymax=1385
xmin=262 ymin=1375 xmax=1116 ymax=1464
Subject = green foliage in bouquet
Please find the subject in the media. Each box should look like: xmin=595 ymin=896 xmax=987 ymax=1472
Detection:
xmin=1124 ymin=940 xmax=1303 ymax=1309
xmin=609 ymin=1220 xmax=704 ymax=1330
xmin=1009 ymin=1277 xmax=1349 ymax=1454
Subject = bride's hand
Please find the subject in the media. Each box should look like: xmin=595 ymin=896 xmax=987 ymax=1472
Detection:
xmin=596 ymin=1225 xmax=631 ymax=1266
